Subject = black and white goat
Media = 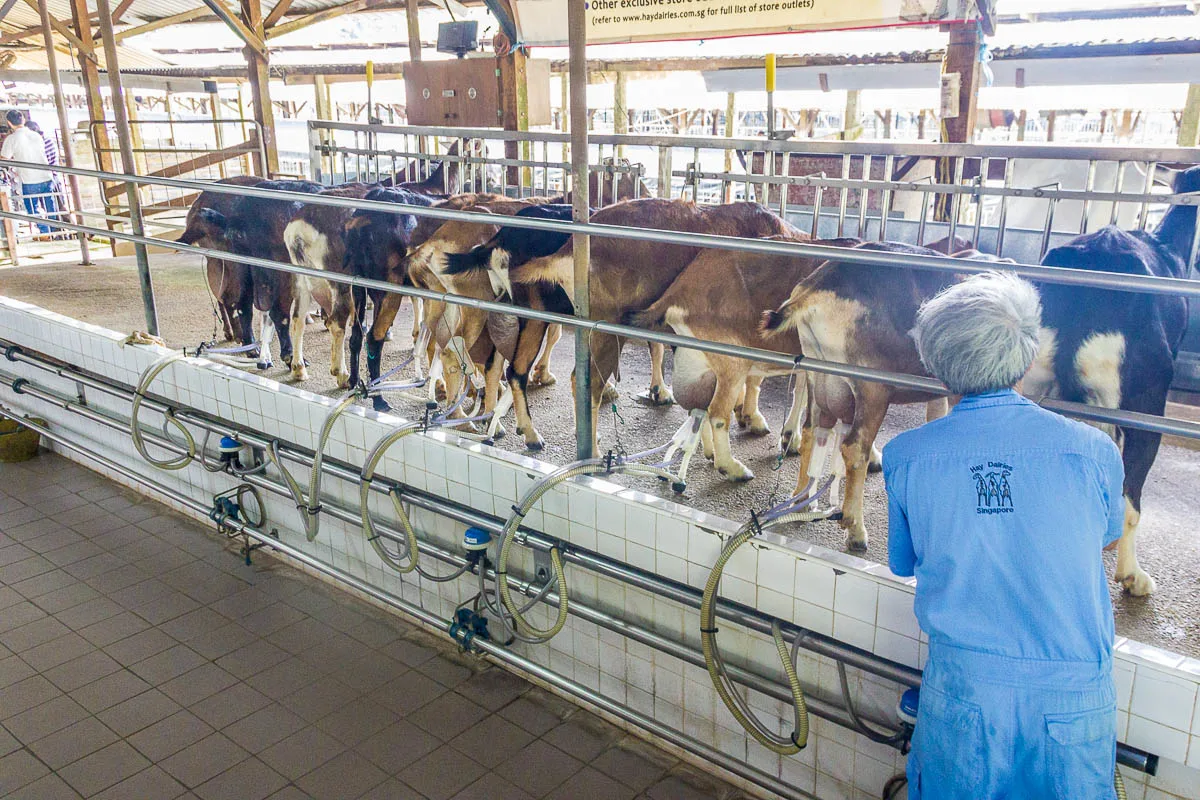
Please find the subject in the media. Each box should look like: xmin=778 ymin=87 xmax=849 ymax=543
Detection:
xmin=1024 ymin=165 xmax=1198 ymax=596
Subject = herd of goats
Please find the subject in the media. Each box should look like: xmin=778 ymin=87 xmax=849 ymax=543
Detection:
xmin=178 ymin=140 xmax=1199 ymax=598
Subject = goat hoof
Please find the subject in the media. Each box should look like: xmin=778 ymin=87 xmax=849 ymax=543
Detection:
xmin=385 ymin=330 xmax=394 ymax=342
xmin=846 ymin=538 xmax=869 ymax=553
xmin=257 ymin=360 xmax=272 ymax=371
xmin=291 ymin=367 xmax=309 ymax=383
xmin=649 ymin=386 xmax=674 ymax=406
xmin=372 ymin=397 xmax=392 ymax=414
xmin=746 ymin=416 xmax=770 ymax=437
xmin=1117 ymin=569 xmax=1156 ymax=596
xmin=780 ymin=430 xmax=801 ymax=455
xmin=716 ymin=463 xmax=754 ymax=482
xmin=601 ymin=384 xmax=620 ymax=403
xmin=531 ymin=371 xmax=557 ymax=387
xmin=491 ymin=424 xmax=506 ymax=439
xmin=868 ymin=444 xmax=883 ymax=472
xmin=526 ymin=438 xmax=545 ymax=452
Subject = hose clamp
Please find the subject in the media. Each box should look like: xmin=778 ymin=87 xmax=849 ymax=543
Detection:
xmin=10 ymin=377 xmax=29 ymax=394
xmin=4 ymin=345 xmax=21 ymax=362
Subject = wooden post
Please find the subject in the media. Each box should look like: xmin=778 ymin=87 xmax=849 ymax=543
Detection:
xmin=1016 ymin=109 xmax=1027 ymax=142
xmin=209 ymin=89 xmax=227 ymax=178
xmin=406 ymin=0 xmax=422 ymax=62
xmin=723 ymin=91 xmax=735 ymax=202
xmin=123 ymin=94 xmax=148 ymax=175
xmin=614 ymin=71 xmax=628 ymax=158
xmin=239 ymin=0 xmax=278 ymax=176
xmin=313 ymin=74 xmax=333 ymax=179
xmin=567 ymin=0 xmax=592 ymax=459
xmin=236 ymin=83 xmax=253 ymax=174
xmin=1179 ymin=84 xmax=1200 ymax=146
xmin=164 ymin=91 xmax=177 ymax=145
xmin=1047 ymin=110 xmax=1057 ymax=142
xmin=38 ymin=0 xmax=90 ymax=263
xmin=843 ymin=90 xmax=860 ymax=139
xmin=69 ymin=0 xmax=118 ymax=253
xmin=499 ymin=49 xmax=530 ymax=189
xmin=935 ymin=21 xmax=982 ymax=221
xmin=560 ymin=71 xmax=569 ymax=163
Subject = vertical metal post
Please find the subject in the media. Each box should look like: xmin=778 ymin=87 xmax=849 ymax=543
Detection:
xmin=568 ymin=0 xmax=593 ymax=460
xmin=95 ymin=0 xmax=158 ymax=336
xmin=38 ymin=0 xmax=90 ymax=265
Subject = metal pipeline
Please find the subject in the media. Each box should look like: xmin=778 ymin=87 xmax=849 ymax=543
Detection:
xmin=0 ymin=408 xmax=817 ymax=800
xmin=0 ymin=344 xmax=1162 ymax=776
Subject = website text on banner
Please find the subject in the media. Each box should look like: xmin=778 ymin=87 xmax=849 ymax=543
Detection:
xmin=515 ymin=0 xmax=977 ymax=45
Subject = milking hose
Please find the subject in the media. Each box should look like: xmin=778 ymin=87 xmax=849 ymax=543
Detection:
xmin=701 ymin=510 xmax=814 ymax=755
xmin=131 ymin=352 xmax=196 ymax=471
xmin=496 ymin=456 xmax=680 ymax=644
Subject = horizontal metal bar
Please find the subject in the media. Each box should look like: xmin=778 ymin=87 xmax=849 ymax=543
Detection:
xmin=6 ymin=158 xmax=1197 ymax=302
xmin=0 ymin=405 xmax=817 ymax=800
xmin=308 ymin=120 xmax=1200 ymax=164
xmin=3 ymin=204 xmax=1199 ymax=443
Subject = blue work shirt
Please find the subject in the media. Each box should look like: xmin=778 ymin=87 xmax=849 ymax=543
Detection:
xmin=883 ymin=389 xmax=1125 ymax=663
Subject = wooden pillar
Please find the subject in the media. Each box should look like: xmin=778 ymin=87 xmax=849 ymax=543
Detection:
xmin=69 ymin=0 xmax=118 ymax=252
xmin=842 ymin=90 xmax=860 ymax=140
xmin=613 ymin=71 xmax=628 ymax=158
xmin=499 ymin=49 xmax=530 ymax=189
xmin=208 ymin=89 xmax=227 ymax=178
xmin=406 ymin=0 xmax=422 ymax=62
xmin=1047 ymin=110 xmax=1057 ymax=142
xmin=1179 ymin=84 xmax=1200 ymax=146
xmin=935 ymin=21 xmax=982 ymax=221
xmin=314 ymin=75 xmax=334 ymax=178
xmin=123 ymin=94 xmax=148 ymax=175
xmin=1016 ymin=109 xmax=1027 ymax=142
xmin=239 ymin=0 xmax=278 ymax=176
xmin=723 ymin=92 xmax=735 ymax=202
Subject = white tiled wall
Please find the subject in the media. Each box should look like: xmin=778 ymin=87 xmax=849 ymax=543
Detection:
xmin=3 ymin=296 xmax=1200 ymax=800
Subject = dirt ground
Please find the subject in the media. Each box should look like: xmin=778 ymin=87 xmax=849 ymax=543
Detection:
xmin=2 ymin=252 xmax=1198 ymax=659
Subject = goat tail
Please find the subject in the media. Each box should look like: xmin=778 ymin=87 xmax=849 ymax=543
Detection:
xmin=760 ymin=308 xmax=789 ymax=335
xmin=624 ymin=306 xmax=665 ymax=330
xmin=443 ymin=245 xmax=492 ymax=275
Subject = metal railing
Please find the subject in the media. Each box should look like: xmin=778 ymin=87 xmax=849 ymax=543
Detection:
xmin=0 ymin=155 xmax=1198 ymax=451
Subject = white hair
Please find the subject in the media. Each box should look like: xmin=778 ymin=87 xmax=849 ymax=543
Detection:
xmin=912 ymin=271 xmax=1042 ymax=396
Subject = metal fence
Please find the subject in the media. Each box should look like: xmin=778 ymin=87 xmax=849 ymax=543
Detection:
xmin=0 ymin=148 xmax=1198 ymax=451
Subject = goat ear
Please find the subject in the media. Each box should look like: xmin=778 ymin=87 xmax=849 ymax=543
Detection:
xmin=197 ymin=208 xmax=227 ymax=231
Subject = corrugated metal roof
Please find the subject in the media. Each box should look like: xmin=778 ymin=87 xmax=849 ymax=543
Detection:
xmin=1 ymin=0 xmax=355 ymax=29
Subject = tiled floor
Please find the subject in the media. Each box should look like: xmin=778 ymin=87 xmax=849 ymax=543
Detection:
xmin=0 ymin=451 xmax=754 ymax=800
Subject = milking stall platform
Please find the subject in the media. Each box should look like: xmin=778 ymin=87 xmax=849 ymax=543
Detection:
xmin=4 ymin=1 xmax=1200 ymax=800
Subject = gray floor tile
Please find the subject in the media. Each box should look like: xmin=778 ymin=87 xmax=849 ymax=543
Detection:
xmin=159 ymin=663 xmax=240 ymax=707
xmin=592 ymin=740 xmax=675 ymax=792
xmin=1 ymin=615 xmax=72 ymax=652
xmin=78 ymin=611 xmax=151 ymax=648
xmin=43 ymin=649 xmax=122 ymax=693
xmin=238 ymin=602 xmax=309 ymax=637
xmin=0 ymin=748 xmax=51 ymax=795
xmin=0 ymin=653 xmax=36 ymax=689
xmin=314 ymin=696 xmax=400 ymax=747
xmin=215 ymin=638 xmax=291 ymax=679
xmin=545 ymin=766 xmax=639 ymax=800
xmin=129 ymin=591 xmax=201 ymax=627
xmin=70 ymin=669 xmax=153 ymax=713
xmin=159 ymin=733 xmax=251 ymax=789
xmin=3 ymin=771 xmax=84 ymax=800
xmin=90 ymin=765 xmax=187 ymax=800
xmin=159 ymin=608 xmax=231 ymax=642
xmin=296 ymin=750 xmax=389 ymax=800
xmin=187 ymin=682 xmax=272 ymax=729
xmin=279 ymin=676 xmax=362 ymax=724
xmin=407 ymin=692 xmax=489 ymax=742
xmin=244 ymin=656 xmax=324 ymax=701
xmin=450 ymin=773 xmax=535 ymax=800
xmin=332 ymin=651 xmax=406 ymax=693
xmin=184 ymin=622 xmax=259 ymax=661
xmin=542 ymin=713 xmax=623 ymax=763
xmin=57 ymin=740 xmax=152 ymax=798
xmin=108 ymin=578 xmax=173 ymax=611
xmin=498 ymin=690 xmax=575 ymax=737
xmin=0 ymin=724 xmax=19 ymax=757
xmin=414 ymin=654 xmax=475 ymax=689
xmin=223 ymin=703 xmax=307 ymax=753
xmin=356 ymin=719 xmax=440 ymax=774
xmin=367 ymin=670 xmax=447 ymax=717
xmin=0 ymin=601 xmax=48 ymax=634
xmin=265 ymin=787 xmax=314 ymax=800
xmin=449 ymin=713 xmax=534 ymax=769
xmin=0 ymin=674 xmax=63 ymax=719
xmin=193 ymin=756 xmax=288 ymax=800
xmin=3 ymin=694 xmax=90 ymax=743
xmin=495 ymin=739 xmax=585 ymax=798
xmin=102 ymin=627 xmax=178 ymax=666
xmin=20 ymin=632 xmax=94 ymax=672
xmin=96 ymin=688 xmax=185 ymax=738
xmin=29 ymin=716 xmax=120 ymax=770
xmin=65 ymin=552 xmax=130 ymax=582
xmin=258 ymin=725 xmax=345 ymax=781
xmin=30 ymin=581 xmax=99 ymax=613
xmin=397 ymin=749 xmax=487 ymax=800
xmin=12 ymin=568 xmax=80 ymax=599
xmin=128 ymin=643 xmax=207 ymax=685
xmin=455 ymin=667 xmax=530 ymax=712
xmin=128 ymin=709 xmax=215 ymax=761
xmin=55 ymin=597 xmax=124 ymax=631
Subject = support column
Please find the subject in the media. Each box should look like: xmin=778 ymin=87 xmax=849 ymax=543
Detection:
xmin=568 ymin=0 xmax=592 ymax=460
xmin=123 ymin=94 xmax=148 ymax=175
xmin=1179 ymin=84 xmax=1200 ymax=146
xmin=96 ymin=0 xmax=159 ymax=336
xmin=723 ymin=91 xmax=735 ymax=202
xmin=208 ymin=87 xmax=228 ymax=178
xmin=935 ymin=21 xmax=982 ymax=221
xmin=614 ymin=71 xmax=628 ymax=158
xmin=69 ymin=0 xmax=118 ymax=252
xmin=499 ymin=48 xmax=530 ymax=190
xmin=842 ymin=90 xmax=860 ymax=140
xmin=406 ymin=0 xmax=422 ymax=62
xmin=239 ymin=0 xmax=278 ymax=176
xmin=38 ymin=0 xmax=90 ymax=264
xmin=313 ymin=74 xmax=333 ymax=179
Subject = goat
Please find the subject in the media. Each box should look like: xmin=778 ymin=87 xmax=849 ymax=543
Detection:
xmin=761 ymin=243 xmax=1005 ymax=551
xmin=1022 ymin=166 xmax=1199 ymax=596
xmin=195 ymin=179 xmax=324 ymax=380
xmin=445 ymin=198 xmax=798 ymax=451
xmin=178 ymin=175 xmax=265 ymax=348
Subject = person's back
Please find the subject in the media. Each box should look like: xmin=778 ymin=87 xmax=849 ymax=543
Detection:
xmin=885 ymin=391 xmax=1122 ymax=662
xmin=0 ymin=126 xmax=49 ymax=184
xmin=883 ymin=272 xmax=1122 ymax=800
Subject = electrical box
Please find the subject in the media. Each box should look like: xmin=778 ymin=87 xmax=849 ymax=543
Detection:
xmin=405 ymin=58 xmax=551 ymax=128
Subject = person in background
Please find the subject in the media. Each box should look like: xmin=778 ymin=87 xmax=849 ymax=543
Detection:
xmin=23 ymin=119 xmax=62 ymax=232
xmin=0 ymin=110 xmax=56 ymax=235
xmin=883 ymin=272 xmax=1121 ymax=799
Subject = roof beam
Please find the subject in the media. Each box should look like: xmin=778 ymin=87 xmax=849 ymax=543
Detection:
xmin=201 ymin=0 xmax=269 ymax=58
xmin=262 ymin=0 xmax=297 ymax=28
xmin=267 ymin=0 xmax=404 ymax=39
xmin=0 ymin=0 xmax=21 ymax=22
xmin=106 ymin=8 xmax=214 ymax=43
xmin=16 ymin=0 xmax=88 ymax=52
xmin=110 ymin=0 xmax=137 ymax=24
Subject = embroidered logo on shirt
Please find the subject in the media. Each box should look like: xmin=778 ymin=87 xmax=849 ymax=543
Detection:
xmin=970 ymin=462 xmax=1013 ymax=514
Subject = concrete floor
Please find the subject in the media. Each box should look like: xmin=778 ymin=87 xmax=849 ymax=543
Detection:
xmin=1 ymin=253 xmax=1197 ymax=659
xmin=0 ymin=450 xmax=751 ymax=800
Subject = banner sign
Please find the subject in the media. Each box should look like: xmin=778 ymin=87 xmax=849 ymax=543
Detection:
xmin=513 ymin=0 xmax=978 ymax=46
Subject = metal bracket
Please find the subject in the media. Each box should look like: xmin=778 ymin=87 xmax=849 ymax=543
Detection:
xmin=533 ymin=549 xmax=553 ymax=585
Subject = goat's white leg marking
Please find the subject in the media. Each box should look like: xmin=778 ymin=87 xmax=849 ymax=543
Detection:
xmin=737 ymin=375 xmax=770 ymax=435
xmin=647 ymin=341 xmax=674 ymax=405
xmin=1115 ymin=499 xmax=1155 ymax=596
xmin=708 ymin=377 xmax=754 ymax=481
xmin=257 ymin=312 xmax=274 ymax=370
xmin=411 ymin=297 xmax=423 ymax=342
xmin=289 ymin=281 xmax=310 ymax=382
xmin=531 ymin=324 xmax=561 ymax=387
xmin=780 ymin=375 xmax=809 ymax=455
xmin=701 ymin=417 xmax=714 ymax=460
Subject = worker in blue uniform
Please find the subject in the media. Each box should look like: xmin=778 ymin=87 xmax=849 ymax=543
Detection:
xmin=883 ymin=272 xmax=1123 ymax=799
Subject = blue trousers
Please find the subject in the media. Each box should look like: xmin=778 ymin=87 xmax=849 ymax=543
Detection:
xmin=908 ymin=644 xmax=1117 ymax=800
xmin=21 ymin=180 xmax=57 ymax=234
